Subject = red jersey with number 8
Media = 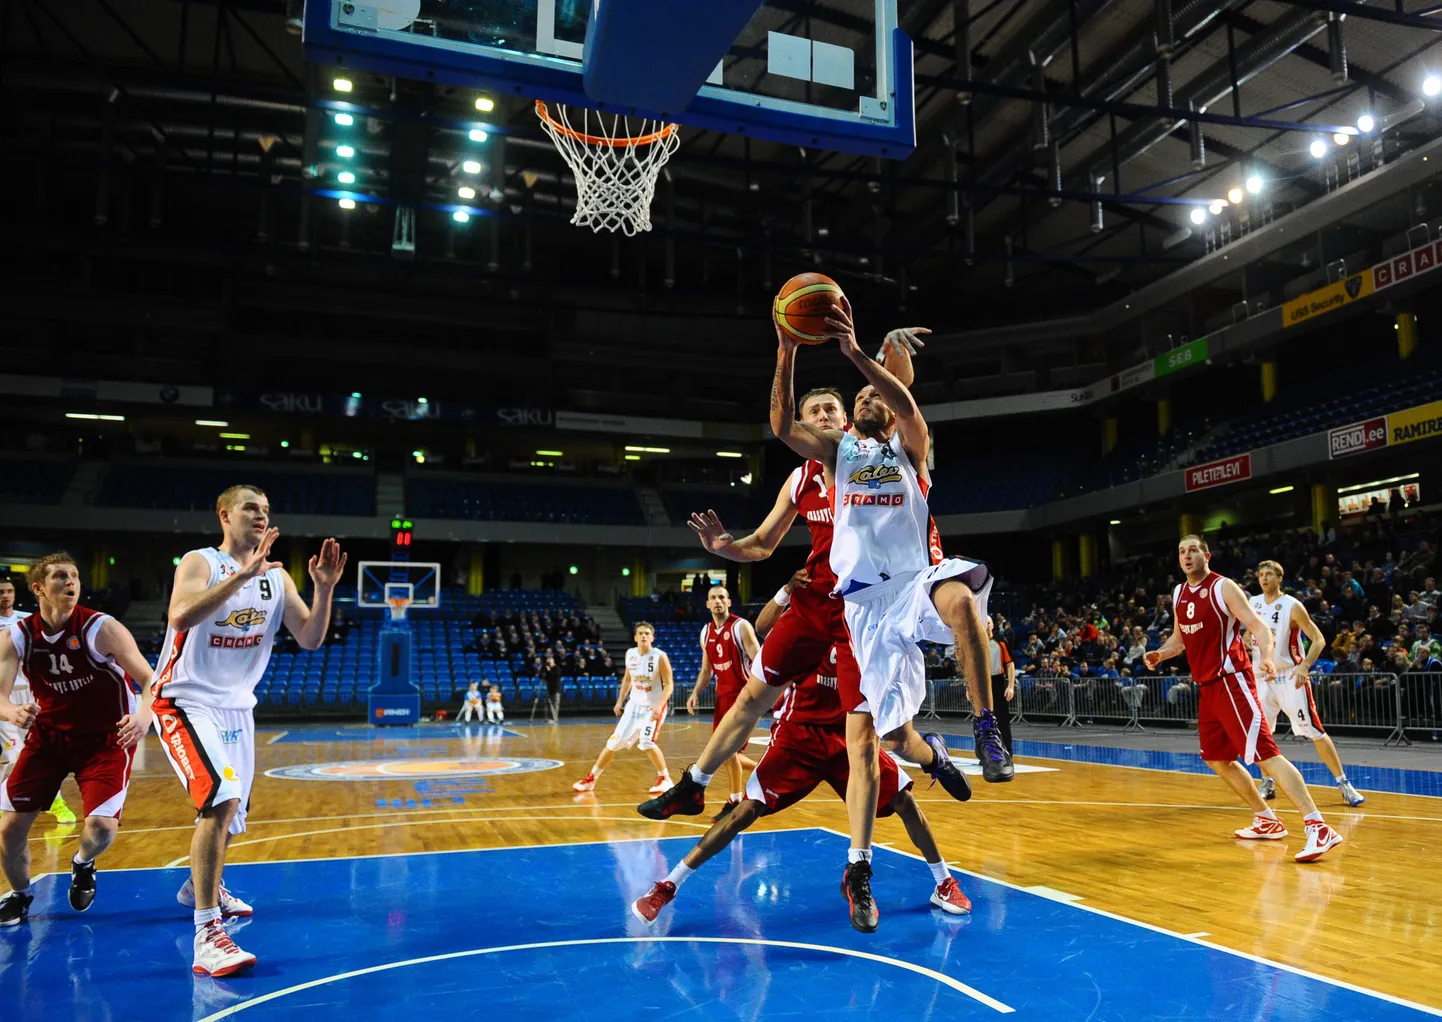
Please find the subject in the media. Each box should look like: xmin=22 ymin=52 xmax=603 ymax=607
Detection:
xmin=1172 ymin=572 xmax=1250 ymax=685
xmin=8 ymin=605 xmax=136 ymax=734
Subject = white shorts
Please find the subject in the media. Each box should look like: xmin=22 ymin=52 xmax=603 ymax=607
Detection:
xmin=152 ymin=697 xmax=256 ymax=836
xmin=1258 ymin=668 xmax=1327 ymax=740
xmin=843 ymin=558 xmax=992 ymax=739
xmin=0 ymin=719 xmax=24 ymax=767
xmin=485 ymin=704 xmax=505 ymax=722
xmin=458 ymin=703 xmax=482 ymax=721
xmin=607 ymin=698 xmax=666 ymax=752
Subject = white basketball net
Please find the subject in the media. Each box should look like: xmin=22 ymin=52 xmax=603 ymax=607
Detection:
xmin=535 ymin=101 xmax=680 ymax=236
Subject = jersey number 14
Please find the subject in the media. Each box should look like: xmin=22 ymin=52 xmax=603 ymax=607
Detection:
xmin=47 ymin=653 xmax=74 ymax=674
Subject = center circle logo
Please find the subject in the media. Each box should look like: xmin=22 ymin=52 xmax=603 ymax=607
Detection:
xmin=265 ymin=757 xmax=564 ymax=781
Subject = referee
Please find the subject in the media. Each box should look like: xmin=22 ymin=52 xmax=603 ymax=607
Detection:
xmin=986 ymin=616 xmax=1015 ymax=753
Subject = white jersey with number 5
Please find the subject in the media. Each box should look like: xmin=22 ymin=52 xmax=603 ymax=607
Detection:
xmin=830 ymin=432 xmax=941 ymax=594
xmin=1249 ymin=592 xmax=1303 ymax=677
xmin=153 ymin=548 xmax=287 ymax=710
xmin=624 ymin=647 xmax=667 ymax=709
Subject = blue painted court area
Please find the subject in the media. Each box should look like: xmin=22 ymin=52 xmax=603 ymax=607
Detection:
xmin=3 ymin=829 xmax=1436 ymax=1022
xmin=932 ymin=733 xmax=1442 ymax=798
xmin=269 ymin=724 xmax=523 ymax=744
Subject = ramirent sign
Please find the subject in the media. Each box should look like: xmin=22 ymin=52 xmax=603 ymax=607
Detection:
xmin=1185 ymin=453 xmax=1252 ymax=492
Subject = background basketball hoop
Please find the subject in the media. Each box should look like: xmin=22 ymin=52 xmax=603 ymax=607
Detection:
xmin=535 ymin=100 xmax=680 ymax=236
xmin=386 ymin=595 xmax=412 ymax=622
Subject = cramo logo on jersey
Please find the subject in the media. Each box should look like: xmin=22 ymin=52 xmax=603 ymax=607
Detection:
xmin=849 ymin=465 xmax=904 ymax=488
xmin=215 ymin=608 xmax=268 ymax=629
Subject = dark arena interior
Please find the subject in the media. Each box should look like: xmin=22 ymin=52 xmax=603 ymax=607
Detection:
xmin=2 ymin=1 xmax=1442 ymax=1018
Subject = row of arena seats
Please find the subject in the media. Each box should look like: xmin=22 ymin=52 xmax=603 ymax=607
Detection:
xmin=407 ymin=476 xmax=645 ymax=525
xmin=99 ymin=464 xmax=375 ymax=516
xmin=0 ymin=458 xmax=75 ymax=504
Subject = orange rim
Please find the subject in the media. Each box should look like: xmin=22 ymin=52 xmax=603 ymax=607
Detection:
xmin=535 ymin=100 xmax=679 ymax=148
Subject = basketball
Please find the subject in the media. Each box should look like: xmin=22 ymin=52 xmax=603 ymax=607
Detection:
xmin=773 ymin=272 xmax=846 ymax=345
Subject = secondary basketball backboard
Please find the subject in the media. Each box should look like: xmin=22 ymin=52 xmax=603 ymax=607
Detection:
xmin=356 ymin=560 xmax=441 ymax=617
xmin=303 ymin=0 xmax=913 ymax=157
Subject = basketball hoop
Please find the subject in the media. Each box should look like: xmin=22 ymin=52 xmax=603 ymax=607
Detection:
xmin=386 ymin=596 xmax=412 ymax=622
xmin=535 ymin=100 xmax=680 ymax=236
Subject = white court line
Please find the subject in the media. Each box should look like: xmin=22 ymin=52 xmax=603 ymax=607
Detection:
xmin=909 ymin=797 xmax=1442 ymax=823
xmin=161 ymin=814 xmax=715 ymax=867
xmin=265 ymin=731 xmax=290 ymax=745
xmin=193 ymin=936 xmax=1013 ymax=1020
xmin=816 ymin=826 xmax=1442 ymax=1018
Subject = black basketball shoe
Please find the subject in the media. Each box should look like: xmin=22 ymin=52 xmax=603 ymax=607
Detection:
xmin=637 ymin=767 xmax=707 ymax=820
xmin=69 ymin=858 xmax=97 ymax=912
xmin=841 ymin=861 xmax=879 ymax=933
xmin=921 ymin=732 xmax=972 ymax=802
xmin=0 ymin=891 xmax=34 ymax=926
xmin=973 ymin=709 xmax=1015 ymax=783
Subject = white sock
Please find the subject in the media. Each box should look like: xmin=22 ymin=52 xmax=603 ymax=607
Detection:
xmin=194 ymin=906 xmax=221 ymax=930
xmin=729 ymin=792 xmax=743 ymax=803
xmin=665 ymin=862 xmax=695 ymax=889
xmin=12 ymin=886 xmax=32 ymax=897
xmin=1257 ymin=808 xmax=1278 ymax=820
xmin=1334 ymin=774 xmax=1346 ymax=784
xmin=688 ymin=765 xmax=713 ymax=786
xmin=1304 ymin=811 xmax=1323 ymax=824
xmin=847 ymin=847 xmax=873 ymax=865
xmin=927 ymin=860 xmax=950 ymax=883
xmin=591 ymin=766 xmax=604 ymax=777
xmin=72 ymin=854 xmax=94 ymax=868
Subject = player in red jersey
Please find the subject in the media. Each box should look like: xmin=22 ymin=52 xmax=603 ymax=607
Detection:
xmin=1144 ymin=535 xmax=1343 ymax=862
xmin=640 ymin=330 xmax=971 ymax=825
xmin=633 ymin=581 xmax=972 ymax=927
xmin=683 ymin=585 xmax=760 ymax=821
xmin=0 ymin=553 xmax=156 ymax=925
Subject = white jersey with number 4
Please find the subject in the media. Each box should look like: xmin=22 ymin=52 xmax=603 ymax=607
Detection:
xmin=1249 ymin=592 xmax=1303 ymax=678
xmin=624 ymin=647 xmax=667 ymax=709
xmin=830 ymin=432 xmax=940 ymax=594
xmin=153 ymin=548 xmax=287 ymax=710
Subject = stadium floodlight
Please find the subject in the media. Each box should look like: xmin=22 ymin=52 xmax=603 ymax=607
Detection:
xmin=339 ymin=198 xmax=356 ymax=209
xmin=569 ymin=566 xmax=579 ymax=575
xmin=452 ymin=210 xmax=470 ymax=223
xmin=475 ymin=96 xmax=495 ymax=112
xmin=537 ymin=450 xmax=564 ymax=457
xmin=716 ymin=451 xmax=745 ymax=458
xmin=1309 ymin=139 xmax=1327 ymax=158
xmin=458 ymin=186 xmax=476 ymax=199
xmin=1424 ymin=75 xmax=1442 ymax=97
xmin=1208 ymin=201 xmax=1225 ymax=215
xmin=1227 ymin=187 xmax=1243 ymax=204
xmin=1245 ymin=174 xmax=1263 ymax=194
xmin=1357 ymin=114 xmax=1375 ymax=133
xmin=195 ymin=420 xmax=229 ymax=427
xmin=1333 ymin=132 xmax=1350 ymax=146
xmin=352 ymin=451 xmax=363 ymax=459
xmin=1189 ymin=208 xmax=1206 ymax=225
xmin=462 ymin=160 xmax=482 ymax=174
xmin=281 ymin=441 xmax=290 ymax=448
xmin=469 ymin=129 xmax=488 ymax=142
xmin=335 ymin=113 xmax=354 ymax=126
xmin=417 ymin=397 xmax=428 ymax=404
xmin=1109 ymin=520 xmax=1121 ymax=525
xmin=66 ymin=412 xmax=126 ymax=421
xmin=333 ymin=77 xmax=353 ymax=92
xmin=336 ymin=145 xmax=355 ymax=158
xmin=337 ymin=171 xmax=356 ymax=184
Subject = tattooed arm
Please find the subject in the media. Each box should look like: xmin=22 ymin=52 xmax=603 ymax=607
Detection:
xmin=769 ymin=321 xmax=841 ymax=462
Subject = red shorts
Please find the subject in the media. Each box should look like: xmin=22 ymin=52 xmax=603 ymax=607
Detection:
xmin=745 ymin=720 xmax=912 ymax=816
xmin=754 ymin=588 xmax=863 ymax=712
xmin=1198 ymin=669 xmax=1281 ymax=764
xmin=712 ymin=679 xmax=743 ymax=730
xmin=0 ymin=727 xmax=135 ymax=819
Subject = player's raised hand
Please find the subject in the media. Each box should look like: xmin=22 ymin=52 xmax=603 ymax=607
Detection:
xmin=688 ymin=511 xmax=734 ymax=553
xmin=308 ymin=538 xmax=348 ymax=588
xmin=3 ymin=701 xmax=38 ymax=730
xmin=116 ymin=706 xmax=154 ymax=749
xmin=773 ymin=311 xmax=799 ymax=352
xmin=824 ymin=297 xmax=862 ymax=361
xmin=875 ymin=327 xmax=930 ymax=362
xmin=240 ymin=527 xmax=283 ymax=579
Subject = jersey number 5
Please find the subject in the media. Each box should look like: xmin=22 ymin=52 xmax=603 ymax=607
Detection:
xmin=259 ymin=578 xmax=273 ymax=600
xmin=47 ymin=653 xmax=74 ymax=674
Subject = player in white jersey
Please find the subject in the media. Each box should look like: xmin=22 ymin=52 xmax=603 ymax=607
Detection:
xmin=0 ymin=577 xmax=75 ymax=824
xmin=152 ymin=484 xmax=346 ymax=977
xmin=768 ymin=298 xmax=1010 ymax=929
xmin=1248 ymin=561 xmax=1365 ymax=807
xmin=573 ymin=622 xmax=675 ymax=795
xmin=458 ymin=682 xmax=483 ymax=723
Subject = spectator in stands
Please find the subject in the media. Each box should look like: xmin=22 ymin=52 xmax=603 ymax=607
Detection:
xmin=1405 ymin=642 xmax=1442 ymax=724
xmin=1414 ymin=623 xmax=1441 ymax=662
xmin=1165 ymin=672 xmax=1195 ymax=713
xmin=1148 ymin=595 xmax=1172 ymax=632
xmin=1421 ymin=577 xmax=1440 ymax=609
xmin=1404 ymin=591 xmax=1434 ymax=626
xmin=1400 ymin=541 xmax=1436 ymax=587
xmin=1389 ymin=595 xmax=1408 ymax=627
xmin=986 ymin=618 xmax=1015 ymax=753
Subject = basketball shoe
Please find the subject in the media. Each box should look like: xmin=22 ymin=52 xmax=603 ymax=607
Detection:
xmin=1259 ymin=777 xmax=1276 ymax=800
xmin=920 ymin=733 xmax=972 ymax=802
xmin=49 ymin=796 xmax=76 ymax=824
xmin=930 ymin=877 xmax=972 ymax=915
xmin=0 ymin=890 xmax=33 ymax=926
xmin=572 ymin=772 xmax=597 ymax=792
xmin=842 ymin=861 xmax=878 ymax=933
xmin=972 ymin=709 xmax=1014 ymax=783
xmin=69 ymin=857 xmax=97 ymax=912
xmin=647 ymin=773 xmax=675 ymax=795
xmin=193 ymin=920 xmax=256 ymax=977
xmin=1294 ymin=821 xmax=1344 ymax=862
xmin=177 ymin=878 xmax=254 ymax=917
xmin=1337 ymin=779 xmax=1365 ymax=807
xmin=1234 ymin=815 xmax=1288 ymax=840
xmin=631 ymin=881 xmax=676 ymax=924
xmin=638 ymin=767 xmax=707 ymax=819
xmin=711 ymin=797 xmax=741 ymax=823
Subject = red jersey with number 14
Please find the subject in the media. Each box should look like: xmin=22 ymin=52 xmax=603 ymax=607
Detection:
xmin=1172 ymin=571 xmax=1250 ymax=685
xmin=701 ymin=614 xmax=752 ymax=702
xmin=8 ymin=604 xmax=136 ymax=734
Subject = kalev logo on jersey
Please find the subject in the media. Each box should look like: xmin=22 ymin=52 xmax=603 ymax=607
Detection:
xmin=849 ymin=464 xmax=904 ymax=489
xmin=215 ymin=608 xmax=267 ymax=629
xmin=1328 ymin=417 xmax=1388 ymax=459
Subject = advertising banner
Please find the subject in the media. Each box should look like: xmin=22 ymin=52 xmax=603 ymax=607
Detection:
xmin=1387 ymin=399 xmax=1442 ymax=447
xmin=1281 ymin=271 xmax=1374 ymax=328
xmin=1185 ymin=453 xmax=1252 ymax=493
xmin=1154 ymin=338 xmax=1208 ymax=378
xmin=1328 ymin=417 xmax=1388 ymax=459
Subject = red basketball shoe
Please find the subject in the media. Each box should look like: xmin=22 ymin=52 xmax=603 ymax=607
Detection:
xmin=930 ymin=876 xmax=972 ymax=915
xmin=1234 ymin=815 xmax=1288 ymax=840
xmin=1294 ymin=821 xmax=1344 ymax=862
xmin=631 ymin=881 xmax=676 ymax=924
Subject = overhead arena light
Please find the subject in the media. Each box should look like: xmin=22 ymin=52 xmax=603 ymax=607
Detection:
xmin=334 ymin=113 xmax=354 ymax=126
xmin=337 ymin=145 xmax=355 ymax=158
xmin=1208 ymin=201 xmax=1225 ymax=215
xmin=338 ymin=198 xmax=356 ymax=210
xmin=462 ymin=160 xmax=482 ymax=174
xmin=66 ymin=412 xmax=125 ymax=421
xmin=623 ymin=454 xmax=641 ymax=461
xmin=333 ymin=77 xmax=353 ymax=92
xmin=1227 ymin=187 xmax=1243 ymax=204
xmin=195 ymin=420 xmax=229 ymax=427
xmin=219 ymin=433 xmax=251 ymax=440
xmin=624 ymin=445 xmax=670 ymax=454
xmin=1189 ymin=208 xmax=1206 ymax=225
xmin=458 ymin=186 xmax=476 ymax=199
xmin=536 ymin=450 xmax=564 ymax=457
xmin=1357 ymin=114 xmax=1375 ymax=133
xmin=1424 ymin=75 xmax=1441 ymax=97
xmin=469 ymin=129 xmax=488 ymax=142
xmin=337 ymin=171 xmax=356 ymax=184
xmin=475 ymin=96 xmax=495 ymax=112
xmin=453 ymin=210 xmax=471 ymax=223
xmin=1245 ymin=174 xmax=1263 ymax=194
xmin=1269 ymin=485 xmax=1295 ymax=495
xmin=1309 ymin=139 xmax=1328 ymax=158
xmin=716 ymin=451 xmax=745 ymax=458
xmin=1109 ymin=520 xmax=1121 ymax=525
xmin=1333 ymin=132 xmax=1350 ymax=146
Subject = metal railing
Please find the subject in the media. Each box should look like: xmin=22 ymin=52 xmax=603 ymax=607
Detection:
xmin=922 ymin=671 xmax=1414 ymax=746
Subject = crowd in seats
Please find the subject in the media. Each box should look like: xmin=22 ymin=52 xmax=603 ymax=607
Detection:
xmin=99 ymin=464 xmax=375 ymax=516
xmin=406 ymin=476 xmax=645 ymax=525
xmin=995 ymin=507 xmax=1441 ymax=725
xmin=1 ymin=458 xmax=75 ymax=504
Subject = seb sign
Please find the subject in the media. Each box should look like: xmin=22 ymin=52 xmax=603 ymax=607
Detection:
xmin=1185 ymin=453 xmax=1252 ymax=493
xmin=1328 ymin=417 xmax=1388 ymax=459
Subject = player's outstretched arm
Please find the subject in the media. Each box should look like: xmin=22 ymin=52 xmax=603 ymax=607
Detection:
xmin=828 ymin=299 xmax=929 ymax=467
xmin=689 ymin=480 xmax=799 ymax=563
xmin=876 ymin=327 xmax=928 ymax=389
xmin=168 ymin=540 xmax=278 ymax=633
xmin=1221 ymin=580 xmax=1276 ymax=680
xmin=769 ymin=323 xmax=842 ymax=463
xmin=95 ymin=618 xmax=157 ymax=748
xmin=0 ymin=631 xmax=36 ymax=729
xmin=281 ymin=538 xmax=347 ymax=651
